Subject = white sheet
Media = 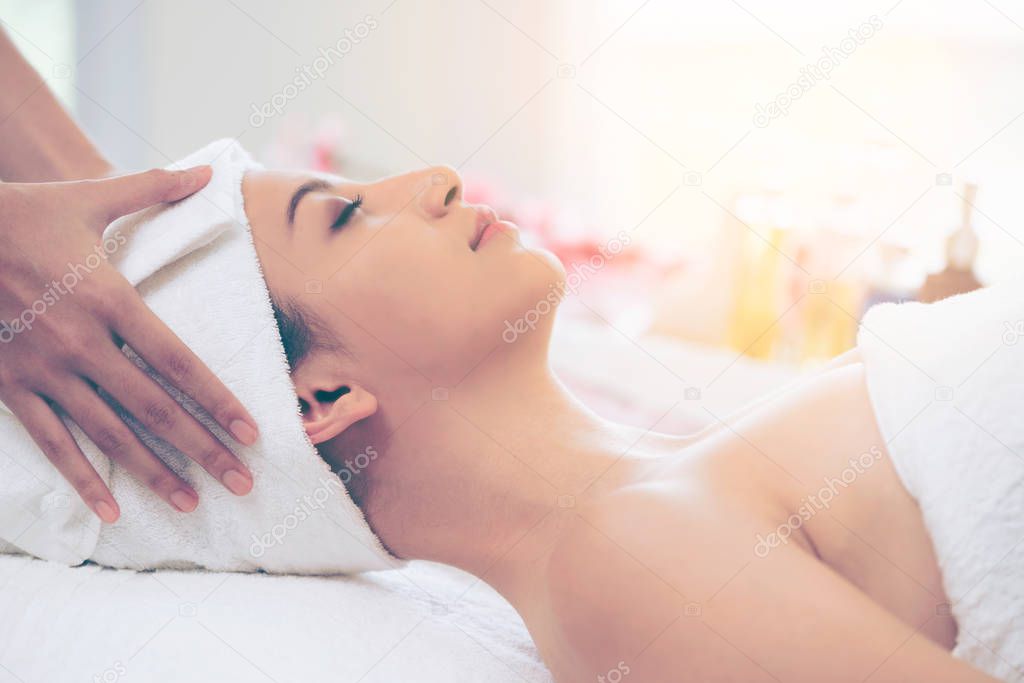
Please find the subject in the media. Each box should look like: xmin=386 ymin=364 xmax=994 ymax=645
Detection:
xmin=0 ymin=555 xmax=549 ymax=683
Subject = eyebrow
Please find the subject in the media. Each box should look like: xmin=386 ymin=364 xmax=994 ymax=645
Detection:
xmin=287 ymin=179 xmax=332 ymax=226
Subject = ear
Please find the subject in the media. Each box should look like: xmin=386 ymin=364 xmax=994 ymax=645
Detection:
xmin=295 ymin=380 xmax=378 ymax=445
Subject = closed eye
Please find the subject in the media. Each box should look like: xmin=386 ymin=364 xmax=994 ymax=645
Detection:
xmin=331 ymin=194 xmax=363 ymax=231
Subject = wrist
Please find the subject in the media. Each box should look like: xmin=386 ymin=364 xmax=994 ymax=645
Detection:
xmin=1 ymin=137 xmax=115 ymax=183
xmin=45 ymin=149 xmax=116 ymax=182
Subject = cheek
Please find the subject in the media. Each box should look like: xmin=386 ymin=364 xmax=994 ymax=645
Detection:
xmin=473 ymin=248 xmax=566 ymax=326
xmin=331 ymin=241 xmax=483 ymax=364
xmin=328 ymin=232 xmax=566 ymax=373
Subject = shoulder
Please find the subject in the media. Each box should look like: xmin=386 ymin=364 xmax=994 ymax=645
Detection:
xmin=545 ymin=481 xmax=774 ymax=601
xmin=541 ymin=495 xmax=691 ymax=678
xmin=540 ymin=487 xmax=809 ymax=681
xmin=545 ymin=488 xmax=692 ymax=609
xmin=541 ymin=486 xmax=751 ymax=657
xmin=539 ymin=482 xmax=978 ymax=682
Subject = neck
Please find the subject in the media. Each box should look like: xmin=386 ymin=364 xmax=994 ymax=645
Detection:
xmin=352 ymin=346 xmax=657 ymax=595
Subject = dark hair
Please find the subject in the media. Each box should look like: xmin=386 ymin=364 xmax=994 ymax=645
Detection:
xmin=270 ymin=297 xmax=337 ymax=368
xmin=270 ymin=298 xmax=381 ymax=524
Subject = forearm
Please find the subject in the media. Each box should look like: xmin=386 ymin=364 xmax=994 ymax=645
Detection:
xmin=0 ymin=30 xmax=112 ymax=182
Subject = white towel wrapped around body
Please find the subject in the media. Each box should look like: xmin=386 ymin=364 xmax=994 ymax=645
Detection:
xmin=0 ymin=139 xmax=396 ymax=575
xmin=858 ymin=282 xmax=1024 ymax=682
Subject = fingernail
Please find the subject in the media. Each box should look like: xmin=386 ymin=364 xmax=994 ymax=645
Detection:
xmin=222 ymin=468 xmax=252 ymax=496
xmin=229 ymin=419 xmax=258 ymax=446
xmin=182 ymin=164 xmax=211 ymax=177
xmin=170 ymin=489 xmax=198 ymax=513
xmin=176 ymin=165 xmax=211 ymax=192
xmin=94 ymin=500 xmax=119 ymax=524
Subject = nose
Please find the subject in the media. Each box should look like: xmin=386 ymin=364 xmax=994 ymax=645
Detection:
xmin=417 ymin=165 xmax=462 ymax=218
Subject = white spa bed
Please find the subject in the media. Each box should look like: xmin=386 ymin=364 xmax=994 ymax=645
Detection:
xmin=0 ymin=557 xmax=544 ymax=683
xmin=0 ymin=321 xmax=796 ymax=683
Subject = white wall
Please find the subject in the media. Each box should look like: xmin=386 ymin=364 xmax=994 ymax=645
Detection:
xmin=6 ymin=0 xmax=1024 ymax=343
xmin=73 ymin=0 xmax=571 ymax=181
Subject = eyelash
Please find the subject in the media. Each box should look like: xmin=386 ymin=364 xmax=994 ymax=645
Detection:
xmin=331 ymin=194 xmax=363 ymax=231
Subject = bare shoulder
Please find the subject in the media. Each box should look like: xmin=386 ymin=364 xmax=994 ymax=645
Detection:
xmin=540 ymin=493 xmax=689 ymax=681
xmin=540 ymin=486 xmax=782 ymax=681
xmin=540 ymin=478 xmax=990 ymax=682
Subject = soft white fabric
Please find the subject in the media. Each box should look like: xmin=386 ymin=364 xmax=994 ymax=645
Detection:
xmin=0 ymin=554 xmax=551 ymax=683
xmin=0 ymin=139 xmax=394 ymax=574
xmin=858 ymin=283 xmax=1024 ymax=682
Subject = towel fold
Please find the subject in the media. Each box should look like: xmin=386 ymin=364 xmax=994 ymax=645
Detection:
xmin=0 ymin=139 xmax=396 ymax=575
xmin=859 ymin=282 xmax=1024 ymax=682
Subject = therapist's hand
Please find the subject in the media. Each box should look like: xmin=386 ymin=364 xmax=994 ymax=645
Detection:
xmin=0 ymin=167 xmax=258 ymax=523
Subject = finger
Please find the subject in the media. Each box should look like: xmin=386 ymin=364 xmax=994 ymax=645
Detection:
xmin=3 ymin=392 xmax=119 ymax=523
xmin=59 ymin=378 xmax=199 ymax=513
xmin=111 ymin=296 xmax=259 ymax=447
xmin=85 ymin=165 xmax=213 ymax=223
xmin=87 ymin=349 xmax=254 ymax=496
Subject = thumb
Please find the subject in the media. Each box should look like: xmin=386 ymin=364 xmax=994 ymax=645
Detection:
xmin=87 ymin=165 xmax=213 ymax=223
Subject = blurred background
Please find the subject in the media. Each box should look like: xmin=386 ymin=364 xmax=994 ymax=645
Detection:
xmin=3 ymin=0 xmax=1022 ymax=384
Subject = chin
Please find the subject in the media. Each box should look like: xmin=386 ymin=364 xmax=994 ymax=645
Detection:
xmin=535 ymin=246 xmax=567 ymax=280
xmin=514 ymin=244 xmax=566 ymax=284
xmin=505 ymin=246 xmax=565 ymax=300
xmin=493 ymin=248 xmax=567 ymax=345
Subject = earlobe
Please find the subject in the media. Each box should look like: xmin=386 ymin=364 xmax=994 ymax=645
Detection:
xmin=301 ymin=383 xmax=378 ymax=445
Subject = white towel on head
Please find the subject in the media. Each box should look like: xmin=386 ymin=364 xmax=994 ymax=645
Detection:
xmin=0 ymin=139 xmax=396 ymax=575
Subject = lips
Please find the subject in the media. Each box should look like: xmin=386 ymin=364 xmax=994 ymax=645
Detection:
xmin=470 ymin=205 xmax=499 ymax=251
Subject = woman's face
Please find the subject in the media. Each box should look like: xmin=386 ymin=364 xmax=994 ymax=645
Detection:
xmin=243 ymin=165 xmax=564 ymax=388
